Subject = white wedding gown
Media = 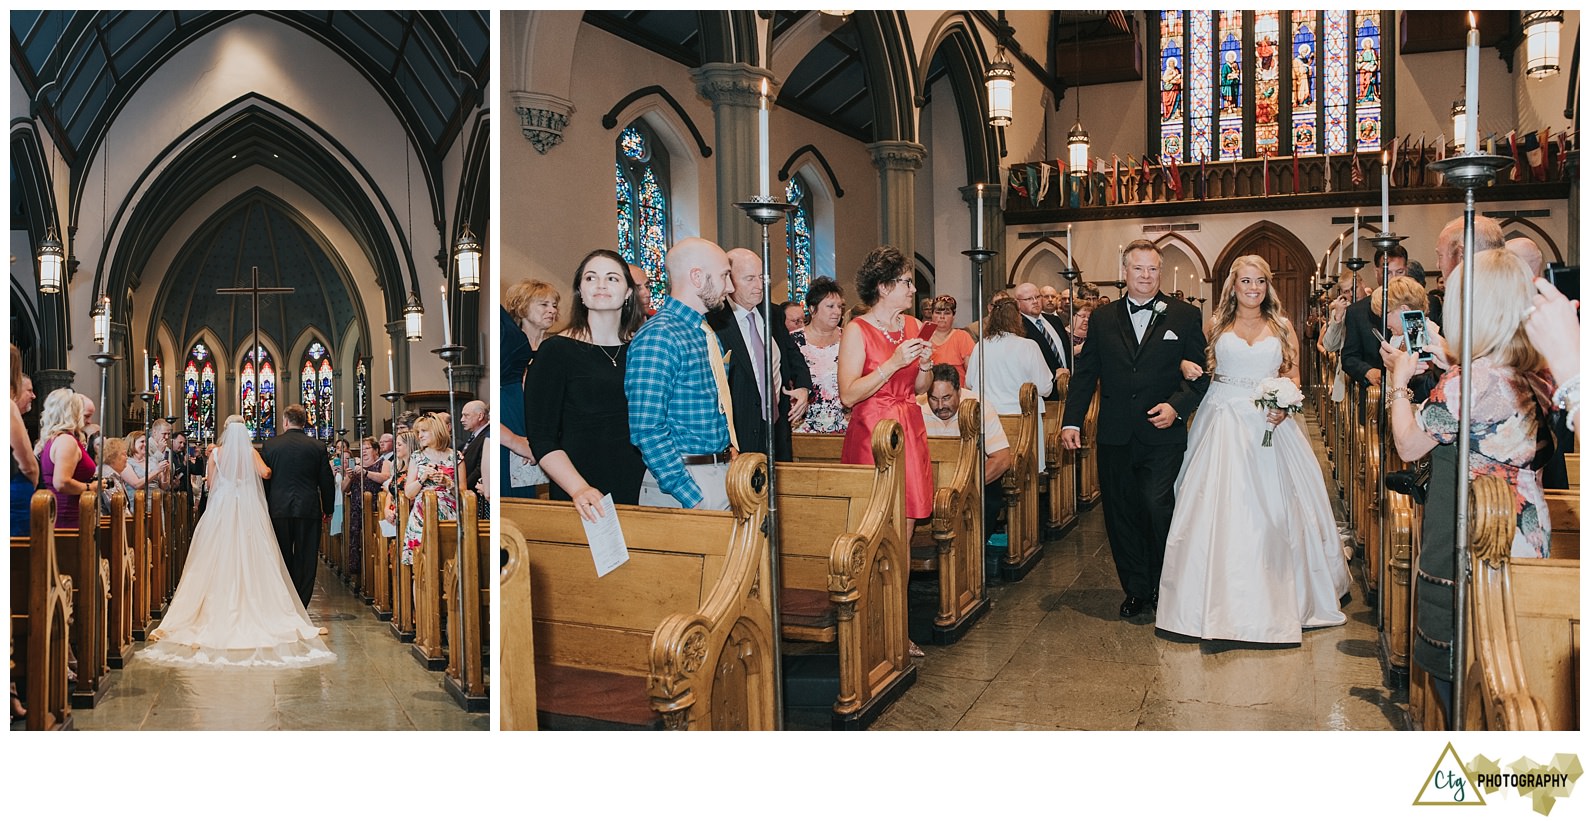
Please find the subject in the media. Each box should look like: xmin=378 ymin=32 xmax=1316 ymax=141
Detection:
xmin=1156 ymin=333 xmax=1349 ymax=643
xmin=141 ymin=421 xmax=334 ymax=667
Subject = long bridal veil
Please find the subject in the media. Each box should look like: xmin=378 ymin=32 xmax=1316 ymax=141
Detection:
xmin=142 ymin=418 xmax=333 ymax=667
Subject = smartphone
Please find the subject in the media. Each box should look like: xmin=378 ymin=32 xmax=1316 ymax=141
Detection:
xmin=916 ymin=322 xmax=938 ymax=340
xmin=1543 ymin=263 xmax=1580 ymax=303
xmin=1400 ymin=309 xmax=1433 ymax=362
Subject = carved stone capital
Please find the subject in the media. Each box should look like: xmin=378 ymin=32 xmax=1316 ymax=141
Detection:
xmin=690 ymin=62 xmax=777 ymax=109
xmin=511 ymin=91 xmax=575 ymax=155
xmin=868 ymin=140 xmax=927 ymax=173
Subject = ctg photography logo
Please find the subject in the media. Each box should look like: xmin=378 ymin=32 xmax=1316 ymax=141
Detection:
xmin=1414 ymin=742 xmax=1582 ymax=816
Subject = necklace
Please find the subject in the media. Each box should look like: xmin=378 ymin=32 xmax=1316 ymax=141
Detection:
xmin=871 ymin=315 xmax=904 ymax=344
xmin=594 ymin=343 xmax=620 ymax=367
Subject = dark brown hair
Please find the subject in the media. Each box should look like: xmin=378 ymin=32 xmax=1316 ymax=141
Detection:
xmin=983 ymin=299 xmax=1027 ymax=339
xmin=854 ymin=246 xmax=909 ymax=306
xmin=565 ymin=249 xmax=645 ymax=343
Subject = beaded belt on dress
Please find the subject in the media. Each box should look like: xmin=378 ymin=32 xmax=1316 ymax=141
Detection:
xmin=1210 ymin=372 xmax=1260 ymax=389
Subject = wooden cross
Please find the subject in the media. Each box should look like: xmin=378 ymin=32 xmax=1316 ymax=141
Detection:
xmin=218 ymin=266 xmax=293 ymax=435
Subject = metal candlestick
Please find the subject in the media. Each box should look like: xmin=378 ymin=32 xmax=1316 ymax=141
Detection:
xmin=428 ymin=342 xmax=469 ymax=672
xmin=1426 ymin=151 xmax=1511 ymax=730
xmin=1368 ymin=231 xmax=1408 ymax=645
xmin=963 ymin=245 xmax=996 ymax=589
xmin=138 ymin=388 xmax=161 ymax=616
xmin=90 ymin=351 xmax=119 ymax=536
xmin=735 ymin=197 xmax=796 ymax=731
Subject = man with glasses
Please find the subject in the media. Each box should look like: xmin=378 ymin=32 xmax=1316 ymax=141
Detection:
xmin=1014 ymin=282 xmax=1072 ymax=384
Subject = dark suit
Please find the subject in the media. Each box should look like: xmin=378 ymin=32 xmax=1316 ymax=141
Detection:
xmin=1062 ymin=294 xmax=1209 ymax=600
xmin=460 ymin=425 xmax=487 ymax=490
xmin=709 ymin=303 xmax=813 ymax=461
xmin=1341 ymin=295 xmax=1438 ymax=403
xmin=1024 ymin=312 xmax=1073 ymax=373
xmin=261 ymin=427 xmax=336 ymax=607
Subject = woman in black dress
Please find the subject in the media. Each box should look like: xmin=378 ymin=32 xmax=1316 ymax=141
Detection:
xmin=525 ymin=249 xmax=647 ymax=519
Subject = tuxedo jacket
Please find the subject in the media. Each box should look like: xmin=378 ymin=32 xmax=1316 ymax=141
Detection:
xmin=261 ymin=428 xmax=336 ymax=519
xmin=460 ymin=425 xmax=487 ymax=488
xmin=708 ymin=303 xmax=813 ymax=461
xmin=1062 ymin=294 xmax=1209 ymax=447
xmin=1024 ymin=312 xmax=1074 ymax=372
xmin=1340 ymin=295 xmax=1439 ymax=401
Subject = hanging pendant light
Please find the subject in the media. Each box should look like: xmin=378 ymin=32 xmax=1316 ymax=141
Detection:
xmin=1067 ymin=121 xmax=1090 ymax=172
xmin=1522 ymin=11 xmax=1563 ymax=79
xmin=985 ymin=49 xmax=1015 ymax=128
xmin=404 ymin=292 xmax=425 ymax=340
xmin=92 ymin=294 xmax=111 ymax=350
xmin=36 ymin=226 xmax=64 ymax=293
xmin=1451 ymin=99 xmax=1467 ymax=152
xmin=453 ymin=223 xmax=481 ymax=291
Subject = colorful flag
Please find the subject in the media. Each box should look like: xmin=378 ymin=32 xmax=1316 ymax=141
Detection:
xmin=1350 ymin=150 xmax=1364 ymax=187
xmin=1262 ymin=153 xmax=1270 ymax=196
xmin=1162 ymin=153 xmax=1182 ymax=200
xmin=1111 ymin=153 xmax=1120 ymax=205
xmin=1432 ymin=136 xmax=1446 ymax=185
xmin=1533 ymin=128 xmax=1552 ymax=181
xmin=1506 ymin=130 xmax=1522 ymax=181
xmin=1525 ymin=129 xmax=1550 ymax=182
xmin=1324 ymin=151 xmax=1332 ymax=192
xmin=1385 ymin=136 xmax=1400 ymax=187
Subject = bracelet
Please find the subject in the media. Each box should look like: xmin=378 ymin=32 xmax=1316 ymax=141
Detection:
xmin=1387 ymin=387 xmax=1415 ymax=403
xmin=1551 ymin=374 xmax=1579 ymax=411
xmin=919 ymin=362 xmax=933 ymax=372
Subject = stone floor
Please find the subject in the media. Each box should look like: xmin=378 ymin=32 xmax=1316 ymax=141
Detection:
xmin=60 ymin=562 xmax=488 ymax=731
xmin=871 ymin=411 xmax=1410 ymax=731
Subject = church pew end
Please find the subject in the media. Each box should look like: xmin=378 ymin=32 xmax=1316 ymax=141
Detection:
xmin=997 ymin=383 xmax=1043 ymax=581
xmin=9 ymin=491 xmax=75 ymax=730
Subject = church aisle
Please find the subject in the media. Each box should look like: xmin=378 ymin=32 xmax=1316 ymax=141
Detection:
xmin=66 ymin=562 xmax=487 ymax=731
xmin=873 ymin=412 xmax=1407 ymax=731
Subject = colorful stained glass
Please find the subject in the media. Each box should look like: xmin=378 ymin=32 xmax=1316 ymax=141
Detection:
xmin=784 ymin=177 xmax=812 ymax=305
xmin=1254 ymin=11 xmax=1281 ymax=156
xmin=1291 ymin=12 xmax=1319 ymax=156
xmin=318 ymin=361 xmax=334 ymax=439
xmin=1159 ymin=10 xmax=1186 ymax=158
xmin=355 ymin=362 xmax=368 ymax=434
xmin=616 ymin=122 xmax=670 ymax=306
xmin=150 ymin=357 xmax=162 ymax=401
xmin=1323 ymin=10 xmax=1350 ymax=154
xmin=1189 ymin=11 xmax=1214 ymax=160
xmin=1216 ymin=12 xmax=1243 ymax=159
xmin=259 ymin=361 xmax=277 ymax=439
xmin=1353 ymin=10 xmax=1382 ymax=152
xmin=239 ymin=346 xmax=275 ymax=439
xmin=302 ymin=341 xmax=332 ymax=439
xmin=183 ymin=343 xmax=216 ymax=443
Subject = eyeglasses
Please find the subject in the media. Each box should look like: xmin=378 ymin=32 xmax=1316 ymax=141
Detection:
xmin=888 ymin=277 xmax=915 ymax=289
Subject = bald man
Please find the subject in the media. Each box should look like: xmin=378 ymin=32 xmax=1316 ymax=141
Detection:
xmin=708 ymin=248 xmax=812 ymax=461
xmin=459 ymin=399 xmax=489 ymax=491
xmin=1434 ymin=215 xmax=1505 ymax=278
xmin=626 ymin=237 xmax=737 ymax=510
xmin=1014 ymin=281 xmax=1073 ymax=379
xmin=1505 ymin=236 xmax=1546 ymax=278
xmin=628 ymin=263 xmax=654 ymax=317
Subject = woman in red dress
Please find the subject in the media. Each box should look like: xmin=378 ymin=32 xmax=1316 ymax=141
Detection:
xmin=837 ymin=246 xmax=934 ymax=539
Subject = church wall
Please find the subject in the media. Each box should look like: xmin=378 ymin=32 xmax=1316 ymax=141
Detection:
xmin=917 ymin=72 xmax=978 ymax=315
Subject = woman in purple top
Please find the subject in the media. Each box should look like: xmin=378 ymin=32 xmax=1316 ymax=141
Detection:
xmin=35 ymin=388 xmax=99 ymax=529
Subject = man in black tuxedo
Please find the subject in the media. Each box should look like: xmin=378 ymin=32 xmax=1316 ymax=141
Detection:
xmin=1339 ymin=244 xmax=1404 ymax=396
xmin=708 ymin=248 xmax=813 ymax=461
xmin=1061 ymin=240 xmax=1209 ymax=619
xmin=261 ymin=403 xmax=336 ymax=607
xmin=1014 ymin=282 xmax=1073 ymax=380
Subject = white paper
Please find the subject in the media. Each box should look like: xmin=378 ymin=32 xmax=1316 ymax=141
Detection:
xmin=379 ymin=518 xmax=397 ymax=539
xmin=508 ymin=452 xmax=546 ymax=487
xmin=581 ymin=494 xmax=629 ymax=577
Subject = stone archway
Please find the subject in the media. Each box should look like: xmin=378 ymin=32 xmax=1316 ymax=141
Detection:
xmin=1213 ymin=220 xmax=1316 ymax=370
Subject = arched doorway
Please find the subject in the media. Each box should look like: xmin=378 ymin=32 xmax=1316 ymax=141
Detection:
xmin=1213 ymin=221 xmax=1315 ymax=372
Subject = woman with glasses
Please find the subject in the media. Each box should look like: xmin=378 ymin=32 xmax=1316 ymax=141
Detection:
xmin=926 ymin=295 xmax=976 ymax=384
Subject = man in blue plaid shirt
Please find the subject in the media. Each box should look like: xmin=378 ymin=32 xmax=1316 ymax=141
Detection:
xmin=625 ymin=237 xmax=737 ymax=509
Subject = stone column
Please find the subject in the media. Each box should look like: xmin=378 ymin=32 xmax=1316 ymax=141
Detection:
xmin=867 ymin=141 xmax=927 ymax=267
xmin=387 ymin=319 xmax=410 ymax=427
xmin=511 ymin=91 xmax=575 ymax=155
xmin=449 ymin=363 xmax=485 ymax=399
xmin=692 ymin=62 xmax=776 ymax=254
xmin=959 ymin=183 xmax=1007 ymax=296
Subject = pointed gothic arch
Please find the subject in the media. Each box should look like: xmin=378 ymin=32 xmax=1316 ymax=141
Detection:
xmin=1213 ymin=220 xmax=1315 ymax=332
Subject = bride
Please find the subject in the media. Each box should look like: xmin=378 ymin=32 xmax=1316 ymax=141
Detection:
xmin=1156 ymin=256 xmax=1349 ymax=643
xmin=142 ymin=415 xmax=334 ymax=667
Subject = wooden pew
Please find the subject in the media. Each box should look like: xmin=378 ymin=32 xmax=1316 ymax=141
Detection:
xmin=502 ymin=454 xmax=776 ymax=730
xmin=128 ymin=490 xmax=154 ymax=640
xmin=9 ymin=491 xmax=74 ymax=730
xmin=1458 ymin=475 xmax=1581 ymax=730
xmin=997 ymin=383 xmax=1042 ymax=580
xmin=370 ymin=490 xmax=394 ymax=621
xmin=778 ymin=420 xmax=916 ymax=727
xmin=54 ymin=493 xmax=109 ymax=708
xmin=388 ymin=488 xmax=416 ymax=641
xmin=100 ymin=490 xmax=135 ymax=668
xmin=443 ymin=494 xmax=490 ymax=712
xmin=359 ymin=487 xmax=378 ymax=603
xmin=148 ymin=488 xmax=169 ymax=619
xmin=1077 ymin=389 xmax=1102 ymax=508
xmin=790 ymin=401 xmax=988 ymax=645
xmin=411 ymin=489 xmax=456 ymax=669
xmin=1565 ymin=453 xmax=1579 ymax=493
xmin=1043 ymin=372 xmax=1078 ymax=536
xmin=499 ymin=519 xmax=536 ymax=730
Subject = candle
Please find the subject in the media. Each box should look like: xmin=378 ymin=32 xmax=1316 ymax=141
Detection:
xmin=759 ymin=79 xmax=770 ymax=199
xmin=440 ymin=284 xmax=452 ymax=345
xmin=1465 ymin=14 xmax=1479 ymax=154
xmin=143 ymin=349 xmax=150 ymax=391
xmin=1352 ymin=208 xmax=1360 ymax=256
xmin=387 ymin=348 xmax=395 ymax=391
xmin=975 ymin=183 xmax=984 ymax=248
xmin=1065 ymin=224 xmax=1073 ymax=270
xmin=340 ymin=402 xmax=345 ymax=429
xmin=1174 ymin=266 xmax=1179 ymax=292
xmin=1380 ymin=151 xmax=1390 ymax=230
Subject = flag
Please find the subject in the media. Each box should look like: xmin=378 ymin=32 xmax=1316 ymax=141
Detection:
xmin=1200 ymin=155 xmax=1209 ymax=200
xmin=1533 ymin=127 xmax=1551 ymax=181
xmin=1163 ymin=153 xmax=1182 ymax=200
xmin=1110 ymin=153 xmax=1120 ymax=205
xmin=1262 ymin=153 xmax=1270 ymax=196
xmin=1557 ymin=131 xmax=1570 ymax=180
xmin=1525 ymin=129 xmax=1550 ymax=182
xmin=1350 ymin=150 xmax=1364 ymax=187
xmin=1413 ymin=136 xmax=1426 ymax=186
xmin=1125 ymin=154 xmax=1137 ymax=203
xmin=1324 ymin=151 xmax=1332 ymax=192
xmin=1506 ymin=130 xmax=1522 ymax=181
xmin=1385 ymin=136 xmax=1399 ymax=187
xmin=1432 ymin=136 xmax=1446 ymax=185
xmin=1004 ymin=165 xmax=1025 ymax=209
xmin=1036 ymin=161 xmax=1053 ymax=206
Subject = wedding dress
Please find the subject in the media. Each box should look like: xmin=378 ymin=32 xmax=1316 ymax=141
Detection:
xmin=142 ymin=421 xmax=334 ymax=667
xmin=1156 ymin=333 xmax=1349 ymax=643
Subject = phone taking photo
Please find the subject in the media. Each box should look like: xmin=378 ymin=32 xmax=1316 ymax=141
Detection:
xmin=1400 ymin=309 xmax=1433 ymax=362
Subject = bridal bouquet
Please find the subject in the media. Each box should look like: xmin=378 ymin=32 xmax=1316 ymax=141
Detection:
xmin=1253 ymin=377 xmax=1304 ymax=447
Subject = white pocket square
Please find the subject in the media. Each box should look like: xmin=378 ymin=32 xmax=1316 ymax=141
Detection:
xmin=1162 ymin=330 xmax=1179 ymax=341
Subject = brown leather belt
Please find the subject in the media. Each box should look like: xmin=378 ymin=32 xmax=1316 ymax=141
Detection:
xmin=681 ymin=449 xmax=734 ymax=466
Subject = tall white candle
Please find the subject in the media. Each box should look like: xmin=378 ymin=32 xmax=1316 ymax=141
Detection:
xmin=1465 ymin=14 xmax=1479 ymax=154
xmin=1065 ymin=225 xmax=1073 ymax=270
xmin=440 ymin=284 xmax=452 ymax=345
xmin=143 ymin=349 xmax=150 ymax=391
xmin=387 ymin=348 xmax=395 ymax=391
xmin=759 ymin=79 xmax=771 ymax=199
xmin=1353 ymin=208 xmax=1360 ymax=256
xmin=975 ymin=183 xmax=984 ymax=247
xmin=1380 ymin=151 xmax=1390 ymax=229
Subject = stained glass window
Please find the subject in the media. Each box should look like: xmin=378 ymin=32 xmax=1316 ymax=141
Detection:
xmin=302 ymin=341 xmax=333 ymax=439
xmin=183 ymin=343 xmax=216 ymax=443
xmin=1154 ymin=11 xmax=1386 ymax=161
xmin=785 ymin=177 xmax=812 ymax=305
xmin=356 ymin=361 xmax=369 ymax=435
xmin=615 ymin=122 xmax=670 ymax=306
xmin=150 ymin=356 xmax=162 ymax=400
xmin=1291 ymin=12 xmax=1319 ymax=156
xmin=239 ymin=345 xmax=276 ymax=440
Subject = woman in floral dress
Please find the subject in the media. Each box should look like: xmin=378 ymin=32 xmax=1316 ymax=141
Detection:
xmin=401 ymin=416 xmax=458 ymax=566
xmin=793 ymin=277 xmax=850 ymax=434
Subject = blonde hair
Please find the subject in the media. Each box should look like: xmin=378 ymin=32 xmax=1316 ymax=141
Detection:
xmin=1444 ymin=248 xmax=1542 ymax=372
xmin=393 ymin=432 xmax=419 ymax=487
xmin=413 ymin=415 xmax=452 ymax=450
xmin=503 ymin=279 xmax=560 ymax=322
xmin=34 ymin=388 xmax=86 ymax=457
xmin=1370 ymin=277 xmax=1429 ymax=318
xmin=101 ymin=436 xmax=128 ymax=466
xmin=1207 ymin=255 xmax=1297 ymax=375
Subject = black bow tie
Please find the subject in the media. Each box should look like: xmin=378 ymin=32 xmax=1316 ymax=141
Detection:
xmin=1129 ymin=300 xmax=1157 ymax=314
